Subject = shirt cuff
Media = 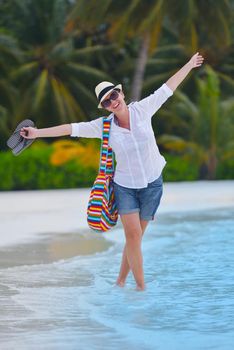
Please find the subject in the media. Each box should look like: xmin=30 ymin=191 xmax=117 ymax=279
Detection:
xmin=70 ymin=123 xmax=79 ymax=137
xmin=162 ymin=83 xmax=173 ymax=97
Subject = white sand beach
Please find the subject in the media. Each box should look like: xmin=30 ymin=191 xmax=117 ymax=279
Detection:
xmin=0 ymin=180 xmax=233 ymax=248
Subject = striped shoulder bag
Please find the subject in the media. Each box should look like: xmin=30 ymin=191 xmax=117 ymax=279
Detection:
xmin=87 ymin=117 xmax=118 ymax=232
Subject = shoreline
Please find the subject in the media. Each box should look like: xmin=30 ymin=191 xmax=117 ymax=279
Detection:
xmin=1 ymin=182 xmax=233 ymax=350
xmin=0 ymin=180 xmax=233 ymax=249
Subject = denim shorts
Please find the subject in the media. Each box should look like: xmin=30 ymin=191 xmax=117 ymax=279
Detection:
xmin=113 ymin=174 xmax=163 ymax=221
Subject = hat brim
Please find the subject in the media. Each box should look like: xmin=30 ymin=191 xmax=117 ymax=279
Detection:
xmin=98 ymin=84 xmax=122 ymax=108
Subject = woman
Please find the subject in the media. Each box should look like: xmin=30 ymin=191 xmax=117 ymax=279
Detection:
xmin=20 ymin=52 xmax=204 ymax=291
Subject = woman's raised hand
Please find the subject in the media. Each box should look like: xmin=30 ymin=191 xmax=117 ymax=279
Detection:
xmin=189 ymin=52 xmax=204 ymax=68
xmin=20 ymin=127 xmax=38 ymax=139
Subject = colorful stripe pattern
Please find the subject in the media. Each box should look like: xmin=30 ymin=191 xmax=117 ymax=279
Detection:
xmin=87 ymin=117 xmax=118 ymax=232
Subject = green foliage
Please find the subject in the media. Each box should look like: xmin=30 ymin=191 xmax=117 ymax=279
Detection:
xmin=0 ymin=145 xmax=98 ymax=191
xmin=162 ymin=153 xmax=199 ymax=182
xmin=216 ymin=158 xmax=234 ymax=179
xmin=0 ymin=0 xmax=114 ymax=145
xmin=0 ymin=0 xmax=233 ymax=183
xmin=0 ymin=143 xmax=233 ymax=191
xmin=158 ymin=66 xmax=234 ymax=179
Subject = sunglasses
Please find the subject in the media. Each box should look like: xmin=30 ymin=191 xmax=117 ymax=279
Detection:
xmin=101 ymin=89 xmax=120 ymax=109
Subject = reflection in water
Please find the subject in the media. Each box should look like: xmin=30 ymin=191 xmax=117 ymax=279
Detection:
xmin=0 ymin=231 xmax=113 ymax=268
xmin=48 ymin=232 xmax=113 ymax=260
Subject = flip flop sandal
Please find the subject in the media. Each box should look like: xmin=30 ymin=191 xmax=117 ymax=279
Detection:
xmin=7 ymin=119 xmax=35 ymax=149
xmin=7 ymin=119 xmax=36 ymax=156
xmin=12 ymin=137 xmax=35 ymax=156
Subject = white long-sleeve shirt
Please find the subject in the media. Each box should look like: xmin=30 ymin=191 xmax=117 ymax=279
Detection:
xmin=71 ymin=83 xmax=173 ymax=188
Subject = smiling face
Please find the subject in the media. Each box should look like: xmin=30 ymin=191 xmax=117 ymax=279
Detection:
xmin=102 ymin=89 xmax=127 ymax=113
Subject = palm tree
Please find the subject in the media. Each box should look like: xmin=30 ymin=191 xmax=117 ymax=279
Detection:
xmin=0 ymin=33 xmax=21 ymax=149
xmin=166 ymin=0 xmax=234 ymax=90
xmin=157 ymin=65 xmax=234 ymax=179
xmin=69 ymin=0 xmax=233 ymax=101
xmin=69 ymin=0 xmax=165 ymax=100
xmin=3 ymin=0 xmax=112 ymax=129
xmin=143 ymin=44 xmax=188 ymax=94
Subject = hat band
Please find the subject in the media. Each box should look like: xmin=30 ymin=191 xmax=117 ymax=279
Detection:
xmin=98 ymin=85 xmax=115 ymax=102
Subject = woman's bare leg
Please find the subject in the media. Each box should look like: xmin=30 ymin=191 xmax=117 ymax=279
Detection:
xmin=116 ymin=218 xmax=149 ymax=287
xmin=116 ymin=212 xmax=149 ymax=290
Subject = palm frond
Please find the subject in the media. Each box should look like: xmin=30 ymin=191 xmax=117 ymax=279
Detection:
xmin=143 ymin=69 xmax=177 ymax=91
xmin=68 ymin=0 xmax=112 ymax=26
xmin=147 ymin=57 xmax=182 ymax=66
xmin=59 ymin=82 xmax=85 ymax=121
xmin=158 ymin=133 xmax=206 ymax=163
xmin=11 ymin=62 xmax=38 ymax=80
xmin=0 ymin=33 xmax=21 ymax=60
xmin=33 ymin=69 xmax=48 ymax=110
xmin=153 ymin=44 xmax=184 ymax=54
xmin=220 ymin=98 xmax=234 ymax=114
xmin=49 ymin=0 xmax=68 ymax=43
xmin=148 ymin=19 xmax=163 ymax=54
xmin=51 ymin=77 xmax=67 ymax=122
xmin=72 ymin=45 xmax=116 ymax=59
xmin=217 ymin=72 xmax=234 ymax=87
xmin=139 ymin=0 xmax=163 ymax=33
xmin=70 ymin=79 xmax=97 ymax=106
xmin=174 ymin=90 xmax=198 ymax=118
xmin=66 ymin=62 xmax=110 ymax=81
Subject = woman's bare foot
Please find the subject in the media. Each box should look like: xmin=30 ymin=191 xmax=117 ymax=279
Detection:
xmin=136 ymin=284 xmax=145 ymax=291
xmin=115 ymin=279 xmax=125 ymax=287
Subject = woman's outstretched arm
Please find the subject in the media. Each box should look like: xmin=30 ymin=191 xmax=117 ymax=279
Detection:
xmin=20 ymin=124 xmax=72 ymax=139
xmin=165 ymin=52 xmax=204 ymax=92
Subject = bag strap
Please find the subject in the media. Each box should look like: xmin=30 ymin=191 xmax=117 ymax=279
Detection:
xmin=99 ymin=117 xmax=114 ymax=175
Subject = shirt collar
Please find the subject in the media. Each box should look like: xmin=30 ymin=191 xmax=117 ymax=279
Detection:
xmin=109 ymin=112 xmax=131 ymax=133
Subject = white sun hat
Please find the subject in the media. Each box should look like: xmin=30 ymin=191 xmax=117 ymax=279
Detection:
xmin=95 ymin=81 xmax=122 ymax=108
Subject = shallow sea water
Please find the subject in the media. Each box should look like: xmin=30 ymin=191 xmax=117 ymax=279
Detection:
xmin=0 ymin=207 xmax=234 ymax=350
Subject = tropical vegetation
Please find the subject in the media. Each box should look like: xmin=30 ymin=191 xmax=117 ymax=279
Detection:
xmin=0 ymin=0 xmax=233 ymax=189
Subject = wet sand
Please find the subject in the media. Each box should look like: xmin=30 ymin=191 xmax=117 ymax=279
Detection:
xmin=0 ymin=231 xmax=112 ymax=269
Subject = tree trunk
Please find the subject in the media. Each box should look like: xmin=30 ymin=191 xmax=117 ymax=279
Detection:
xmin=130 ymin=32 xmax=150 ymax=101
xmin=207 ymin=146 xmax=217 ymax=180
